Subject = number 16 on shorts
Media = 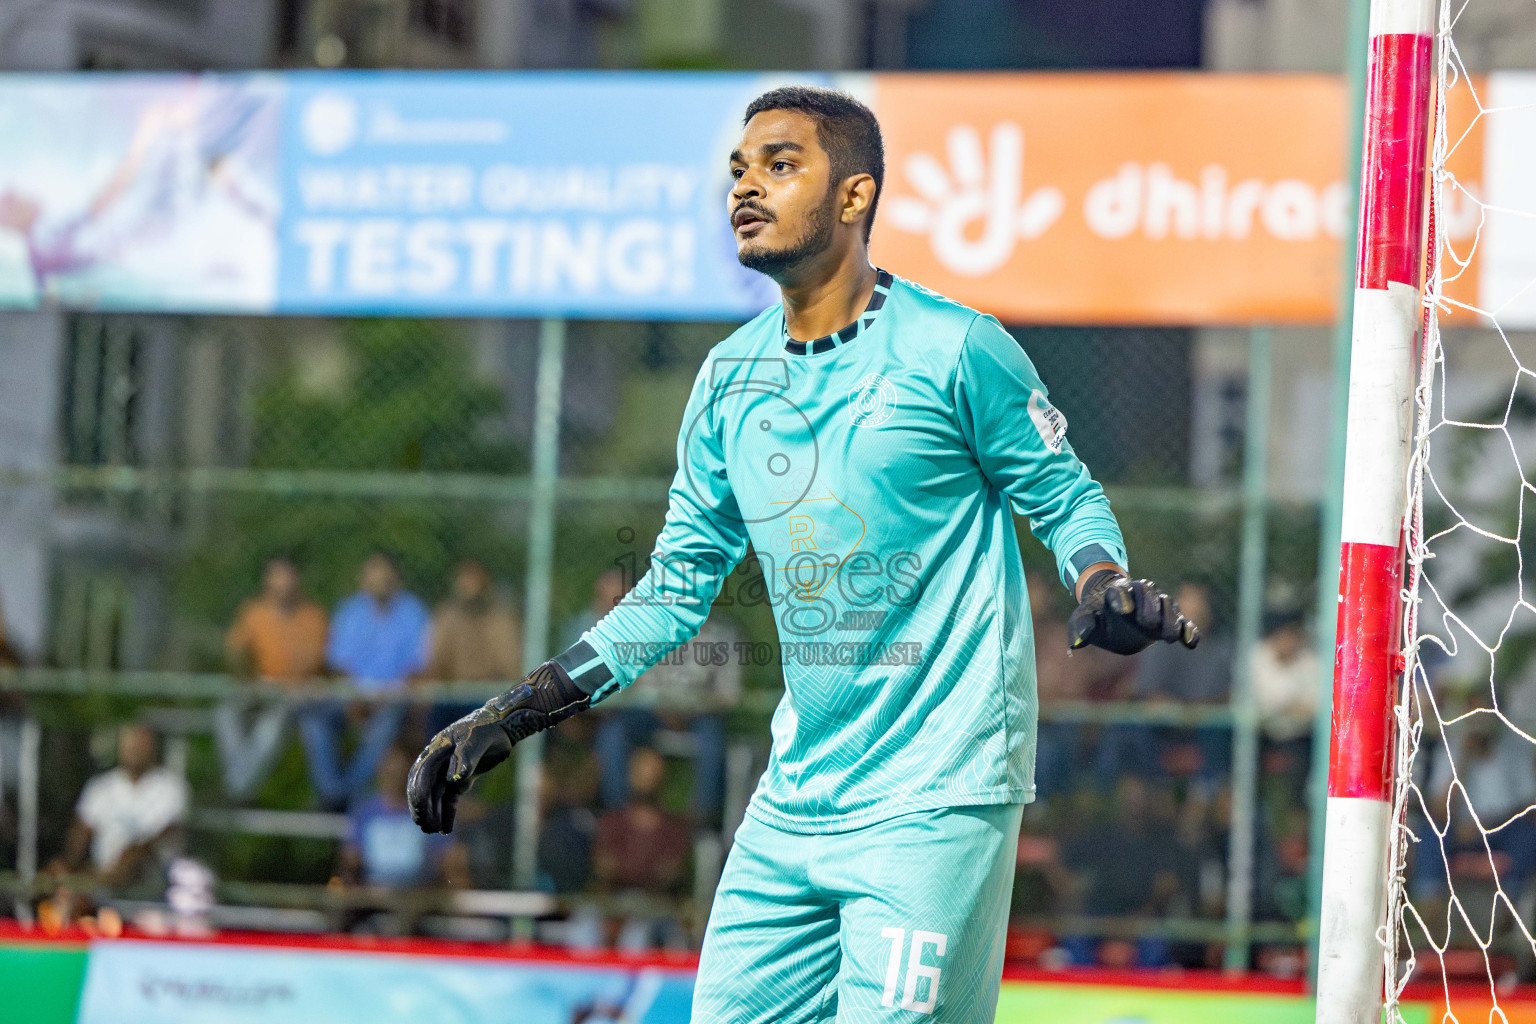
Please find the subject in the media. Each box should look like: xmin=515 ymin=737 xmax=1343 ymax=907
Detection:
xmin=881 ymin=927 xmax=947 ymax=1013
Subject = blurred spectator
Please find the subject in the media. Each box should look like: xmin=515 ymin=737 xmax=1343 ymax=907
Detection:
xmin=596 ymin=612 xmax=742 ymax=825
xmin=328 ymin=552 xmax=431 ymax=686
xmin=1252 ymin=611 xmax=1320 ymax=789
xmin=338 ymin=746 xmax=463 ymax=889
xmin=559 ymin=568 xmax=629 ymax=650
xmin=1080 ymin=777 xmax=1194 ymax=917
xmin=1134 ymin=583 xmax=1232 ymax=792
xmin=1011 ymin=803 xmax=1078 ymax=921
xmin=217 ymin=557 xmax=328 ymax=800
xmin=1415 ymin=721 xmax=1536 ymax=901
xmin=427 ymin=559 xmax=522 ymax=681
xmin=538 ymin=787 xmax=597 ymax=897
xmin=425 ymin=559 xmax=523 ymax=735
xmin=1252 ymin=611 xmax=1319 ymax=742
xmin=1062 ymin=775 xmax=1194 ymax=967
xmin=1084 ymin=639 xmax=1154 ymax=794
xmin=591 ymin=747 xmax=692 ymax=951
xmin=516 ymin=0 xmax=630 ymax=68
xmin=1183 ymin=784 xmax=1234 ymax=921
xmin=1256 ymin=807 xmax=1311 ymax=923
xmin=0 ymin=594 xmax=25 ymax=847
xmin=1135 ymin=584 xmax=1229 ymax=704
xmin=298 ymin=552 xmax=428 ymax=809
xmin=537 ymin=718 xmax=602 ymax=896
xmin=1077 ymin=632 xmax=1138 ymax=703
xmin=0 ymin=593 xmax=24 ymax=669
xmin=1031 ymin=574 xmax=1090 ymax=797
xmin=438 ymin=794 xmax=514 ymax=890
xmin=1043 ymin=576 xmax=1142 ymax=792
xmin=50 ymin=724 xmax=187 ymax=888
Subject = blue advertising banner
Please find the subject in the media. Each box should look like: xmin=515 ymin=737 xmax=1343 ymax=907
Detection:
xmin=75 ymin=940 xmax=696 ymax=1024
xmin=0 ymin=930 xmax=1470 ymax=1024
xmin=0 ymin=71 xmax=816 ymax=319
xmin=277 ymin=72 xmax=795 ymax=319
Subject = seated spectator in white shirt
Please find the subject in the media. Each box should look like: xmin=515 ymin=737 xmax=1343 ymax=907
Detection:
xmin=1252 ymin=612 xmax=1321 ymax=743
xmin=1252 ymin=611 xmax=1321 ymax=788
xmin=51 ymin=724 xmax=189 ymax=887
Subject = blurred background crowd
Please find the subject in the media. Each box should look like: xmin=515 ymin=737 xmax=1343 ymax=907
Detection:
xmin=3 ymin=300 xmax=1533 ymax=985
xmin=2 ymin=0 xmax=1535 ymax=992
xmin=0 ymin=529 xmax=1346 ymax=971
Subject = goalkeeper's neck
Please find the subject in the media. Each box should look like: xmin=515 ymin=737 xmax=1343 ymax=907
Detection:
xmin=778 ymin=243 xmax=878 ymax=344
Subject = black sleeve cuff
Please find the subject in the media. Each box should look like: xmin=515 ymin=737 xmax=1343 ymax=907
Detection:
xmin=1066 ymin=543 xmax=1119 ymax=588
xmin=551 ymin=640 xmax=614 ymax=697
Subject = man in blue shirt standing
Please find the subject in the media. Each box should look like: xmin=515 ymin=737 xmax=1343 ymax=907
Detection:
xmin=299 ymin=551 xmax=428 ymax=809
xmin=408 ymin=87 xmax=1197 ymax=1021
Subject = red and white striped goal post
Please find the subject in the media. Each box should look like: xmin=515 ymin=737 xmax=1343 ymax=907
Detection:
xmin=1316 ymin=0 xmax=1436 ymax=1021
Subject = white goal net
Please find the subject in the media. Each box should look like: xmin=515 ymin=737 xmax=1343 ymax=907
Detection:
xmin=1389 ymin=1 xmax=1536 ymax=1018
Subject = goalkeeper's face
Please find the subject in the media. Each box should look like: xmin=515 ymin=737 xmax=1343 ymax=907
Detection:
xmin=728 ymin=110 xmax=842 ymax=279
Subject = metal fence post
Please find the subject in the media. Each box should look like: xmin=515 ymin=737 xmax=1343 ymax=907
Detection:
xmin=15 ymin=715 xmax=40 ymax=921
xmin=1224 ymin=327 xmax=1271 ymax=971
xmin=513 ymin=317 xmax=565 ymax=893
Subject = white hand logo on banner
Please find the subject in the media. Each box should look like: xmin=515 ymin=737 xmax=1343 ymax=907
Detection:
xmin=886 ymin=123 xmax=1064 ymax=276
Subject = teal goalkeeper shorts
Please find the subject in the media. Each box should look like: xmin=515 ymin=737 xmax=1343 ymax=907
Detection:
xmin=691 ymin=803 xmax=1025 ymax=1024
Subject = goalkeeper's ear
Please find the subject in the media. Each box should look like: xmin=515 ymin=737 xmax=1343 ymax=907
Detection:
xmin=838 ymin=172 xmax=878 ymax=237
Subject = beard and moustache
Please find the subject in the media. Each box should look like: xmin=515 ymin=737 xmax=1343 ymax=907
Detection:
xmin=735 ymin=183 xmax=839 ymax=279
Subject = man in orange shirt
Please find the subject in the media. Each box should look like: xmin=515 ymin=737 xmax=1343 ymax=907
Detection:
xmin=217 ymin=557 xmax=328 ymax=799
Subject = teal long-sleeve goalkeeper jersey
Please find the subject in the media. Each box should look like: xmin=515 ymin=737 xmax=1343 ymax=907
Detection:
xmin=553 ymin=270 xmax=1127 ymax=833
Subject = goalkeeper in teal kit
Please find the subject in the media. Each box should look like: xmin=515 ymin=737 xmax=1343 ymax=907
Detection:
xmin=409 ymin=86 xmax=1197 ymax=1022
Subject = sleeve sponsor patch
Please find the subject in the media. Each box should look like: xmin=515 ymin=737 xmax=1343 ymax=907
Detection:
xmin=1028 ymin=390 xmax=1068 ymax=453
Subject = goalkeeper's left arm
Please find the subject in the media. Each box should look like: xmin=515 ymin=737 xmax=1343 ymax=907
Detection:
xmin=953 ymin=314 xmax=1199 ymax=657
xmin=409 ymin=362 xmax=751 ymax=835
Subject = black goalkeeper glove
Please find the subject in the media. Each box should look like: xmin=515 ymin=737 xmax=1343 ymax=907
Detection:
xmin=1067 ymin=570 xmax=1200 ymax=656
xmin=408 ymin=661 xmax=590 ymax=834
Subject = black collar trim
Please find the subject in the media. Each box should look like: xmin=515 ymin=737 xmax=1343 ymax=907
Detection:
xmin=783 ymin=269 xmax=893 ymax=356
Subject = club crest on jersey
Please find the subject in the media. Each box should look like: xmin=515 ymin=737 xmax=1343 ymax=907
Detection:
xmin=847 ymin=373 xmax=897 ymax=427
xmin=1028 ymin=390 xmax=1068 ymax=453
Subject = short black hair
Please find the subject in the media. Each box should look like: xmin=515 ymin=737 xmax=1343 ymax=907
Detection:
xmin=743 ymin=86 xmax=885 ymax=239
xmin=365 ymin=549 xmax=400 ymax=571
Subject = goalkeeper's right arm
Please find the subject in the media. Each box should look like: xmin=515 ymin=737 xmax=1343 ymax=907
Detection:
xmin=409 ymin=358 xmax=750 ymax=834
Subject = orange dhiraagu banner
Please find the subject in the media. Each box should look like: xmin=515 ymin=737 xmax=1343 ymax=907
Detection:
xmin=868 ymin=74 xmax=1484 ymax=326
xmin=1437 ymin=67 xmax=1488 ymax=324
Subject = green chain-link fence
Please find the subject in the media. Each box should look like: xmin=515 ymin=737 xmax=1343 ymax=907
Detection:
xmin=7 ymin=310 xmax=1321 ymax=959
